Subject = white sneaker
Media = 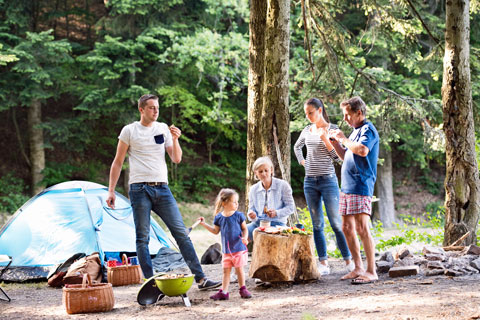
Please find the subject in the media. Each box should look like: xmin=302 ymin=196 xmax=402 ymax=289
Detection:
xmin=318 ymin=263 xmax=330 ymax=275
xmin=346 ymin=262 xmax=355 ymax=272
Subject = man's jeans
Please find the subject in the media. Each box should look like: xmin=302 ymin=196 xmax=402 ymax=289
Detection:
xmin=303 ymin=175 xmax=351 ymax=261
xmin=129 ymin=183 xmax=205 ymax=282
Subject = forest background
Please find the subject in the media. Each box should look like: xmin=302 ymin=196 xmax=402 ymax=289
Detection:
xmin=0 ymin=0 xmax=479 ymax=240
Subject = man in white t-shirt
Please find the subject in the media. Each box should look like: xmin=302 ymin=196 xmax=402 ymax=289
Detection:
xmin=106 ymin=94 xmax=220 ymax=290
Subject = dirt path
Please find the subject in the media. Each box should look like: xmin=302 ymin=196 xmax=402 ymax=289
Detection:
xmin=2 ymin=259 xmax=480 ymax=320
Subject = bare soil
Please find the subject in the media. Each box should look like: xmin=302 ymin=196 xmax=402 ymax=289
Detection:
xmin=2 ymin=259 xmax=480 ymax=320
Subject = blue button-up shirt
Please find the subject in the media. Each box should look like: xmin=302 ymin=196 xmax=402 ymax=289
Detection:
xmin=248 ymin=177 xmax=296 ymax=224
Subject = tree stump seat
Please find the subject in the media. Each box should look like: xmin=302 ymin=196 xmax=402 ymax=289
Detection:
xmin=248 ymin=229 xmax=320 ymax=282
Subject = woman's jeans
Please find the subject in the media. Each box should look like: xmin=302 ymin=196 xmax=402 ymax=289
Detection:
xmin=129 ymin=183 xmax=205 ymax=282
xmin=303 ymin=175 xmax=351 ymax=261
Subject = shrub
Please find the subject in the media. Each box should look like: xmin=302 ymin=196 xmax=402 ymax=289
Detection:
xmin=0 ymin=173 xmax=30 ymax=215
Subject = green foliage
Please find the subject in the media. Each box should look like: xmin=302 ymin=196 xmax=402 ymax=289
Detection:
xmin=423 ymin=202 xmax=446 ymax=228
xmin=170 ymin=151 xmax=246 ymax=203
xmin=417 ymin=170 xmax=443 ymax=195
xmin=106 ymin=0 xmax=184 ymax=16
xmin=41 ymin=163 xmax=77 ymax=187
xmin=375 ymin=207 xmax=446 ymax=251
xmin=0 ymin=0 xmax=478 ymax=212
xmin=477 ymin=134 xmax=480 ymax=171
xmin=0 ymin=43 xmax=17 ymax=65
xmin=0 ymin=173 xmax=30 ymax=214
xmin=298 ymin=202 xmax=447 ymax=255
xmin=42 ymin=161 xmax=109 ymax=187
xmin=301 ymin=313 xmax=318 ymax=320
xmin=0 ymin=30 xmax=74 ymax=112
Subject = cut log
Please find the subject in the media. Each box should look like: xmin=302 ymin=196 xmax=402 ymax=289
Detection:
xmin=388 ymin=265 xmax=419 ymax=278
xmin=442 ymin=246 xmax=465 ymax=252
xmin=248 ymin=230 xmax=320 ymax=282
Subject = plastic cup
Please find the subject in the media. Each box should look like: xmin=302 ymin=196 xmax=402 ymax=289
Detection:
xmin=260 ymin=220 xmax=271 ymax=228
xmin=129 ymin=256 xmax=139 ymax=265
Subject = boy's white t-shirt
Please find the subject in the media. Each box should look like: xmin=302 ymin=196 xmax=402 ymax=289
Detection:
xmin=118 ymin=121 xmax=173 ymax=184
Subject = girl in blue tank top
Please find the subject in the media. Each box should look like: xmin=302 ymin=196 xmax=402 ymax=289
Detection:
xmin=198 ymin=188 xmax=252 ymax=300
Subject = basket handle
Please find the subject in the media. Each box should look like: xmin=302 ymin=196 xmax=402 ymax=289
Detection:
xmin=81 ymin=273 xmax=92 ymax=288
xmin=121 ymin=253 xmax=129 ymax=266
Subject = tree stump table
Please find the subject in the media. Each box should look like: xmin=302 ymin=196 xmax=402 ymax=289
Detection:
xmin=248 ymin=229 xmax=320 ymax=282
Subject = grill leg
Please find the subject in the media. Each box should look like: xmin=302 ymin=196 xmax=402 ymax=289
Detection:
xmin=0 ymin=287 xmax=10 ymax=302
xmin=181 ymin=294 xmax=191 ymax=307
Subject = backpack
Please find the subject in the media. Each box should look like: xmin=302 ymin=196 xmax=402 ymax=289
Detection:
xmin=63 ymin=252 xmax=103 ymax=285
xmin=47 ymin=253 xmax=86 ymax=287
xmin=200 ymin=243 xmax=222 ymax=264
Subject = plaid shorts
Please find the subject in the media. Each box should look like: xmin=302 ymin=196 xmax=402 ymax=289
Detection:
xmin=339 ymin=192 xmax=373 ymax=216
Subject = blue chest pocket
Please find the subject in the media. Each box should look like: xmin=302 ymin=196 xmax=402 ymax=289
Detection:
xmin=154 ymin=134 xmax=164 ymax=144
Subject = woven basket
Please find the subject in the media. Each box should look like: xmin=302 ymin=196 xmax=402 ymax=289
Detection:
xmin=107 ymin=254 xmax=142 ymax=286
xmin=62 ymin=274 xmax=114 ymax=314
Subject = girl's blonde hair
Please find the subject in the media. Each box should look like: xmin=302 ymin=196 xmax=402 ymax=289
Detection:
xmin=214 ymin=188 xmax=238 ymax=215
xmin=252 ymin=156 xmax=274 ymax=180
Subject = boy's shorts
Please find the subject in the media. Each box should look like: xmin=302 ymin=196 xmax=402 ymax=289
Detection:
xmin=222 ymin=251 xmax=248 ymax=268
xmin=339 ymin=192 xmax=372 ymax=216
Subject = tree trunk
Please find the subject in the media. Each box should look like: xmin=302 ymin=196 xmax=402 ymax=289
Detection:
xmin=442 ymin=0 xmax=480 ymax=246
xmin=249 ymin=230 xmax=320 ymax=282
xmin=28 ymin=99 xmax=45 ymax=195
xmin=375 ymin=146 xmax=395 ymax=227
xmin=262 ymin=0 xmax=291 ymax=183
xmin=246 ymin=0 xmax=267 ymax=205
xmin=246 ymin=0 xmax=292 ymax=221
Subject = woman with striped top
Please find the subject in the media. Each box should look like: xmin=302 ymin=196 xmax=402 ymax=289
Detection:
xmin=294 ymin=98 xmax=353 ymax=276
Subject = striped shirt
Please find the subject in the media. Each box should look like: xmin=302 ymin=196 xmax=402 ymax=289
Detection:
xmin=293 ymin=123 xmax=340 ymax=176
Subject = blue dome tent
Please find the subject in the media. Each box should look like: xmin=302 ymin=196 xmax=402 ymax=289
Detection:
xmin=0 ymin=181 xmax=172 ymax=281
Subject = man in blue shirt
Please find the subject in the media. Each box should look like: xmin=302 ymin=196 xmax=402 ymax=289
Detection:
xmin=329 ymin=96 xmax=379 ymax=284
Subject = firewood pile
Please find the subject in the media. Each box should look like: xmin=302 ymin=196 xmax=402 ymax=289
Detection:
xmin=376 ymin=244 xmax=480 ymax=278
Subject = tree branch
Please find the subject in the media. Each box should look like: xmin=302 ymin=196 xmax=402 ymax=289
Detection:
xmin=404 ymin=0 xmax=444 ymax=51
xmin=301 ymin=0 xmax=315 ymax=78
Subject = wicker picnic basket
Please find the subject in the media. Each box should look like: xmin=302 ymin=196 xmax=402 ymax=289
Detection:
xmin=107 ymin=254 xmax=142 ymax=286
xmin=62 ymin=273 xmax=114 ymax=314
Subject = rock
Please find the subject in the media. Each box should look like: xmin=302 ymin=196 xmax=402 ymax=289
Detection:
xmin=445 ymin=268 xmax=464 ymax=277
xmin=379 ymin=251 xmax=395 ymax=263
xmin=427 ymin=261 xmax=445 ymax=269
xmin=463 ymin=265 xmax=479 ymax=274
xmin=448 ymin=256 xmax=473 ymax=268
xmin=376 ymin=260 xmax=393 ymax=273
xmin=412 ymin=256 xmax=428 ymax=266
xmin=397 ymin=247 xmax=412 ymax=260
xmin=470 ymin=258 xmax=480 ymax=271
xmin=422 ymin=246 xmax=446 ymax=256
xmin=393 ymin=257 xmax=415 ymax=267
xmin=425 ymin=269 xmax=445 ymax=276
xmin=445 ymin=250 xmax=461 ymax=258
xmin=388 ymin=265 xmax=419 ymax=278
xmin=461 ymin=245 xmax=480 ymax=256
xmin=424 ymin=253 xmax=445 ymax=261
